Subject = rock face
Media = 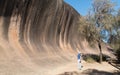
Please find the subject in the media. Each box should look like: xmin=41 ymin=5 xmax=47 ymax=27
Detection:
xmin=0 ymin=0 xmax=113 ymax=74
xmin=0 ymin=0 xmax=81 ymax=59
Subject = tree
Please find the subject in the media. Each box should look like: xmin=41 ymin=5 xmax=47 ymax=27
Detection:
xmin=78 ymin=16 xmax=98 ymax=46
xmin=116 ymin=9 xmax=120 ymax=39
xmin=109 ymin=9 xmax=120 ymax=49
xmin=87 ymin=0 xmax=115 ymax=63
xmin=112 ymin=9 xmax=120 ymax=62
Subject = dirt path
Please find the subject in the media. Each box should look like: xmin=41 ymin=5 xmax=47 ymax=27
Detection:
xmin=0 ymin=59 xmax=119 ymax=75
xmin=48 ymin=61 xmax=119 ymax=75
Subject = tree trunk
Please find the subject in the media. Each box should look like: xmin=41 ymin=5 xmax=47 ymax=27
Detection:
xmin=100 ymin=48 xmax=102 ymax=63
xmin=98 ymin=42 xmax=102 ymax=63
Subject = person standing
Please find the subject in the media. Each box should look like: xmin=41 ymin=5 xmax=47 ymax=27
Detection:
xmin=77 ymin=51 xmax=82 ymax=70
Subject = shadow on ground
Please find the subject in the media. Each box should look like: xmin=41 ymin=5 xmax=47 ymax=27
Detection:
xmin=82 ymin=54 xmax=110 ymax=63
xmin=58 ymin=69 xmax=120 ymax=75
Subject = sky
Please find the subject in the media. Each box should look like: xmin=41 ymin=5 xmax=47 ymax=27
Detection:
xmin=64 ymin=0 xmax=120 ymax=16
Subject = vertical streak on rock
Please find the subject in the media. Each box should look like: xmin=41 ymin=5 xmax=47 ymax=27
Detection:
xmin=1 ymin=0 xmax=80 ymax=59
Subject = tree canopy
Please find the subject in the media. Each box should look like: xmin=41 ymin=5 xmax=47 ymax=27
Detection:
xmin=78 ymin=0 xmax=120 ymax=63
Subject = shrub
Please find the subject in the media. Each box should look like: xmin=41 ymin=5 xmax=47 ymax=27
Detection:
xmin=116 ymin=48 xmax=120 ymax=63
xmin=84 ymin=56 xmax=95 ymax=63
xmin=83 ymin=54 xmax=98 ymax=63
xmin=83 ymin=54 xmax=109 ymax=63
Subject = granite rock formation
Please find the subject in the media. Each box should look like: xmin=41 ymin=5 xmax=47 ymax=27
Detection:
xmin=0 ymin=0 xmax=81 ymax=60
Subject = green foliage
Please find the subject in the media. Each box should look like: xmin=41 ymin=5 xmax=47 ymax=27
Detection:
xmin=78 ymin=0 xmax=120 ymax=63
xmin=92 ymin=0 xmax=115 ymax=31
xmin=83 ymin=54 xmax=109 ymax=63
xmin=83 ymin=55 xmax=96 ymax=63
xmin=78 ymin=0 xmax=115 ymax=44
xmin=84 ymin=56 xmax=96 ymax=63
xmin=109 ymin=12 xmax=120 ymax=49
xmin=116 ymin=48 xmax=120 ymax=62
xmin=109 ymin=36 xmax=120 ymax=50
xmin=78 ymin=17 xmax=99 ymax=45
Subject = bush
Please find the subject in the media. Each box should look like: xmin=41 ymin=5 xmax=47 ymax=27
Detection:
xmin=116 ymin=48 xmax=120 ymax=63
xmin=84 ymin=56 xmax=95 ymax=63
xmin=83 ymin=54 xmax=110 ymax=63
xmin=83 ymin=54 xmax=99 ymax=63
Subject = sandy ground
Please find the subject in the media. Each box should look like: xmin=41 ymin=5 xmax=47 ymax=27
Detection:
xmin=49 ymin=61 xmax=119 ymax=75
xmin=0 ymin=57 xmax=119 ymax=75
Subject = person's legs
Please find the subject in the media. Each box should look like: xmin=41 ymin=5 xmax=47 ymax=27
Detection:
xmin=78 ymin=59 xmax=82 ymax=70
